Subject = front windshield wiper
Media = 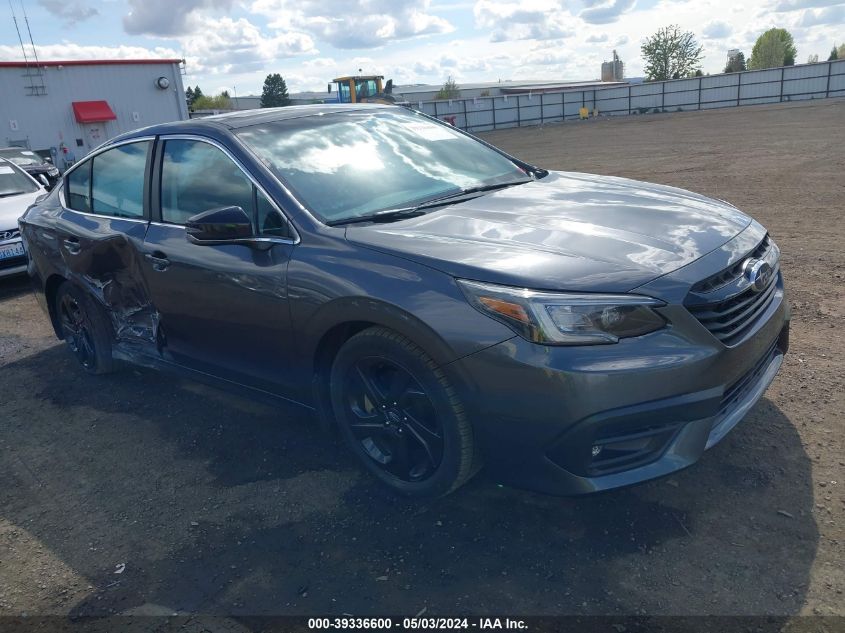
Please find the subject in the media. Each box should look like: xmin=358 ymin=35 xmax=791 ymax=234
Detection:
xmin=326 ymin=178 xmax=531 ymax=227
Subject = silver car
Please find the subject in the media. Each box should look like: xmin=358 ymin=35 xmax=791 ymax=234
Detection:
xmin=0 ymin=158 xmax=44 ymax=278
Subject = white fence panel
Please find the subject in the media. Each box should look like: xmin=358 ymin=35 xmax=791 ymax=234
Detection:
xmin=412 ymin=61 xmax=843 ymax=132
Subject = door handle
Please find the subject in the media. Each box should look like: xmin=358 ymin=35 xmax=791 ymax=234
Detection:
xmin=62 ymin=237 xmax=81 ymax=254
xmin=145 ymin=251 xmax=171 ymax=272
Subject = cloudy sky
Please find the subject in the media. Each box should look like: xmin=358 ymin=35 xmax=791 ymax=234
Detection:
xmin=1 ymin=0 xmax=842 ymax=95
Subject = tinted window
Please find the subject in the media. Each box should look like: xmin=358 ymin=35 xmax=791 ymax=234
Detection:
xmin=0 ymin=161 xmax=39 ymax=197
xmin=161 ymin=140 xmax=253 ymax=225
xmin=91 ymin=142 xmax=149 ymax=218
xmin=66 ymin=161 xmax=92 ymax=212
xmin=236 ymin=109 xmax=528 ymax=224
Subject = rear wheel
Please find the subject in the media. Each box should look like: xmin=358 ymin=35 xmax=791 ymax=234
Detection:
xmin=329 ymin=327 xmax=479 ymax=497
xmin=55 ymin=282 xmax=114 ymax=375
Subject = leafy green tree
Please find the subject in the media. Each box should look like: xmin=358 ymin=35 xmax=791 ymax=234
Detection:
xmin=748 ymin=28 xmax=797 ymax=69
xmin=185 ymin=86 xmax=195 ymax=108
xmin=724 ymin=51 xmax=746 ymax=73
xmin=261 ymin=73 xmax=291 ymax=108
xmin=641 ymin=25 xmax=703 ymax=81
xmin=192 ymin=93 xmax=232 ymax=110
xmin=435 ymin=75 xmax=461 ymax=99
xmin=830 ymin=44 xmax=840 ymax=61
xmin=193 ymin=85 xmax=204 ymax=100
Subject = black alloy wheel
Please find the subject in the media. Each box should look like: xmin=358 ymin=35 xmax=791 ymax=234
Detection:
xmin=55 ymin=282 xmax=114 ymax=375
xmin=330 ymin=326 xmax=479 ymax=497
xmin=345 ymin=356 xmax=444 ymax=482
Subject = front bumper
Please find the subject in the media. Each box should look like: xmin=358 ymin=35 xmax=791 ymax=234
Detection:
xmin=452 ymin=279 xmax=790 ymax=496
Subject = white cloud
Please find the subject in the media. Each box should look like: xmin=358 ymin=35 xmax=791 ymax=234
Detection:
xmin=586 ymin=33 xmax=610 ymax=43
xmin=474 ymin=0 xmax=574 ymax=41
xmin=250 ymin=0 xmax=453 ymax=49
xmin=797 ymin=4 xmax=845 ymax=24
xmin=37 ymin=0 xmax=98 ymax=25
xmin=180 ymin=16 xmax=316 ymax=74
xmin=0 ymin=42 xmax=181 ymax=61
xmin=123 ymin=0 xmax=233 ymax=36
xmin=580 ymin=0 xmax=636 ymax=24
xmin=702 ymin=20 xmax=733 ymax=38
xmin=771 ymin=0 xmax=843 ymax=10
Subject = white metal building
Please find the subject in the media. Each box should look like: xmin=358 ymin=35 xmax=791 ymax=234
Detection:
xmin=0 ymin=59 xmax=188 ymax=170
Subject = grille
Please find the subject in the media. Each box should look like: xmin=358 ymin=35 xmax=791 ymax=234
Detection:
xmin=0 ymin=229 xmax=21 ymax=242
xmin=692 ymin=235 xmax=770 ymax=293
xmin=686 ymin=235 xmax=780 ymax=346
xmin=687 ymin=271 xmax=779 ymax=345
xmin=716 ymin=342 xmax=778 ymax=420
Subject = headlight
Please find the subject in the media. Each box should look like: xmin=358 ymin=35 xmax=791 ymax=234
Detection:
xmin=457 ymin=279 xmax=666 ymax=345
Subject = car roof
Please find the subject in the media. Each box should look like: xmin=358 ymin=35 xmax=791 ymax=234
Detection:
xmin=114 ymin=103 xmax=396 ymax=143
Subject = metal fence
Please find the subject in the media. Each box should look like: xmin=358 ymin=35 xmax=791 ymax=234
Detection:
xmin=413 ymin=59 xmax=845 ymax=133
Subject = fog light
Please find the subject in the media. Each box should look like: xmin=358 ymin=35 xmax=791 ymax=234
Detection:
xmin=591 ymin=445 xmax=603 ymax=458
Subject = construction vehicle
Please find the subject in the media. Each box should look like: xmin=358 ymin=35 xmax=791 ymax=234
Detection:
xmin=328 ymin=75 xmax=398 ymax=104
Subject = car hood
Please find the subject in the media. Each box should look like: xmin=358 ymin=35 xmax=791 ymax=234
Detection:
xmin=345 ymin=171 xmax=752 ymax=292
xmin=0 ymin=189 xmax=43 ymax=232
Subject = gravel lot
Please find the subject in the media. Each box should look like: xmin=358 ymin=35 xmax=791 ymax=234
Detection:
xmin=1 ymin=100 xmax=842 ymax=622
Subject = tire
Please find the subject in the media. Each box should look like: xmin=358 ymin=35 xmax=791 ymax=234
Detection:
xmin=54 ymin=281 xmax=114 ymax=375
xmin=329 ymin=326 xmax=479 ymax=497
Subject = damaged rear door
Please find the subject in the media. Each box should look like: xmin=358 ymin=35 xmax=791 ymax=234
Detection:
xmin=57 ymin=139 xmax=156 ymax=344
xmin=139 ymin=136 xmax=298 ymax=397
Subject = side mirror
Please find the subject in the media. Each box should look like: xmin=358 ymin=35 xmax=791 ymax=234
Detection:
xmin=186 ymin=206 xmax=252 ymax=244
xmin=38 ymin=174 xmax=50 ymax=187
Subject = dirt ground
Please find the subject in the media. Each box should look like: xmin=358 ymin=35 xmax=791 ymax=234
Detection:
xmin=1 ymin=100 xmax=842 ymax=623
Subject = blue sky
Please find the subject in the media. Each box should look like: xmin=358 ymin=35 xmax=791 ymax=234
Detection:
xmin=1 ymin=0 xmax=842 ymax=96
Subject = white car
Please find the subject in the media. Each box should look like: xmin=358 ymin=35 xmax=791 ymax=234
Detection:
xmin=0 ymin=158 xmax=44 ymax=278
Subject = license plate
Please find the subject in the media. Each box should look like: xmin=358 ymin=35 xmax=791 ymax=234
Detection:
xmin=0 ymin=241 xmax=25 ymax=260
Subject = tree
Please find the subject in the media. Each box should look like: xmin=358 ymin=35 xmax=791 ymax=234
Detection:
xmin=748 ymin=28 xmax=797 ymax=69
xmin=724 ymin=51 xmax=746 ymax=73
xmin=807 ymin=53 xmax=819 ymax=63
xmin=193 ymin=85 xmax=204 ymax=100
xmin=192 ymin=92 xmax=232 ymax=110
xmin=185 ymin=86 xmax=195 ymax=108
xmin=435 ymin=75 xmax=460 ymax=99
xmin=261 ymin=73 xmax=291 ymax=108
xmin=640 ymin=25 xmax=703 ymax=81
xmin=830 ymin=45 xmax=839 ymax=61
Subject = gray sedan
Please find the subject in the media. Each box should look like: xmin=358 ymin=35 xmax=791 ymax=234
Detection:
xmin=19 ymin=104 xmax=789 ymax=497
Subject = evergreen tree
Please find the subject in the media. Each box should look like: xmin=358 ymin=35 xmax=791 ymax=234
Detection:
xmin=261 ymin=74 xmax=291 ymax=108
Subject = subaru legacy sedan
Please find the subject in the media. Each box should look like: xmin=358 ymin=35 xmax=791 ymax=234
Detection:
xmin=19 ymin=104 xmax=789 ymax=497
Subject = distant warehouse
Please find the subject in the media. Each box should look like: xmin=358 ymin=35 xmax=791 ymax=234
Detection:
xmin=0 ymin=59 xmax=188 ymax=170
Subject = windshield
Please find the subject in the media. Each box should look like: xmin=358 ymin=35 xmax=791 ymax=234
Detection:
xmin=236 ymin=109 xmax=528 ymax=224
xmin=0 ymin=162 xmax=39 ymax=197
xmin=0 ymin=149 xmax=42 ymax=167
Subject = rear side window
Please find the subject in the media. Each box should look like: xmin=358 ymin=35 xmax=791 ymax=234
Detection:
xmin=91 ymin=142 xmax=149 ymax=218
xmin=160 ymin=140 xmax=253 ymax=225
xmin=66 ymin=162 xmax=92 ymax=212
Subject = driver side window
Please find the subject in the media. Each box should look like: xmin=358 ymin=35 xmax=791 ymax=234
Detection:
xmin=160 ymin=139 xmax=291 ymax=239
xmin=161 ymin=140 xmax=253 ymax=225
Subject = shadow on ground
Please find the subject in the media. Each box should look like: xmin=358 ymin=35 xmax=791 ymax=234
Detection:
xmin=0 ymin=345 xmax=818 ymax=617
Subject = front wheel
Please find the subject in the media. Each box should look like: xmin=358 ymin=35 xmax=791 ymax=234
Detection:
xmin=55 ymin=282 xmax=114 ymax=375
xmin=329 ymin=327 xmax=479 ymax=497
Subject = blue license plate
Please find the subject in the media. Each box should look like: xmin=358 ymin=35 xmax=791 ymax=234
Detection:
xmin=0 ymin=241 xmax=25 ymax=260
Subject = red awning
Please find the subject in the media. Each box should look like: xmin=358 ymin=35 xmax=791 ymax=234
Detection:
xmin=72 ymin=100 xmax=117 ymax=123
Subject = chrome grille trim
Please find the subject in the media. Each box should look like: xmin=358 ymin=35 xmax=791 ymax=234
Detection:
xmin=685 ymin=235 xmax=781 ymax=346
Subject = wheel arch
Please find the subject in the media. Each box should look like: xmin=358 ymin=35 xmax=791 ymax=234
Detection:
xmin=305 ymin=297 xmax=468 ymax=431
xmin=44 ymin=273 xmax=68 ymax=339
